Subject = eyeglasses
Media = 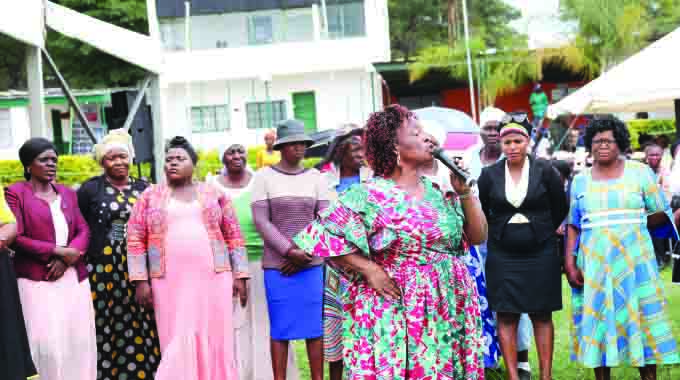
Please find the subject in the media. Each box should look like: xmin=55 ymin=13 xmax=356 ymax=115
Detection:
xmin=501 ymin=112 xmax=529 ymax=125
xmin=592 ymin=139 xmax=617 ymax=147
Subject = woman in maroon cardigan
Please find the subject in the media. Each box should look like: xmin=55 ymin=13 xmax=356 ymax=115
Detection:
xmin=5 ymin=138 xmax=96 ymax=380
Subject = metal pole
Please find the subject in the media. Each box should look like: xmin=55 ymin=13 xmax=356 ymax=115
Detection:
xmin=184 ymin=1 xmax=192 ymax=137
xmin=320 ymin=0 xmax=329 ymax=39
xmin=461 ymin=0 xmax=477 ymax=123
xmin=675 ymin=99 xmax=680 ymax=140
xmin=370 ymin=71 xmax=377 ymax=112
xmin=123 ymin=76 xmax=153 ymax=132
xmin=41 ymin=49 xmax=97 ymax=144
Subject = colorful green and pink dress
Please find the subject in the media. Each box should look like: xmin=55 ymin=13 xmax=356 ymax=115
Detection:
xmin=294 ymin=177 xmax=484 ymax=379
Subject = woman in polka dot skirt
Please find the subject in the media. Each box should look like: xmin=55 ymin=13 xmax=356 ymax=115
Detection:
xmin=77 ymin=131 xmax=160 ymax=380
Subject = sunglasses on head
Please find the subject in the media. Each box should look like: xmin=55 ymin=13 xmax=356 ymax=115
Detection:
xmin=501 ymin=113 xmax=529 ymax=125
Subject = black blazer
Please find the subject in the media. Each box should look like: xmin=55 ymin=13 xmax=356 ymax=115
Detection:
xmin=478 ymin=157 xmax=568 ymax=244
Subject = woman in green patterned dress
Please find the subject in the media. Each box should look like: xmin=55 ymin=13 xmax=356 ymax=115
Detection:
xmin=294 ymin=105 xmax=488 ymax=379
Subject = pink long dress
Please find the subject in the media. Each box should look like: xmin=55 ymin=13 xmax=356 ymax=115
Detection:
xmin=151 ymin=198 xmax=238 ymax=380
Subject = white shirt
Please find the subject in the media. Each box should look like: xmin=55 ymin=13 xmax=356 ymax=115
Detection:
xmin=49 ymin=196 xmax=69 ymax=247
xmin=505 ymin=159 xmax=531 ymax=224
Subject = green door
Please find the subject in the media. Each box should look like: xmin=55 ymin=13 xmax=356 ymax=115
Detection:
xmin=292 ymin=91 xmax=317 ymax=133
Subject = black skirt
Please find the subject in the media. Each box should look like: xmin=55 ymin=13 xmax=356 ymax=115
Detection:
xmin=0 ymin=251 xmax=38 ymax=380
xmin=485 ymin=223 xmax=563 ymax=314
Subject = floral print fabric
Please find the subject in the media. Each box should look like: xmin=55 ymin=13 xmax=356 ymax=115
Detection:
xmin=294 ymin=177 xmax=484 ymax=380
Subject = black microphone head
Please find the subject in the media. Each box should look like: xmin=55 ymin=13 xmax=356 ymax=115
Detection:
xmin=431 ymin=147 xmax=444 ymax=158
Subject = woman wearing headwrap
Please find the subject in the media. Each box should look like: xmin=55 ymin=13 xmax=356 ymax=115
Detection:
xmin=256 ymin=129 xmax=281 ymax=170
xmin=5 ymin=137 xmax=96 ymax=380
xmin=127 ymin=136 xmax=249 ymax=380
xmin=0 ymin=186 xmax=39 ymax=380
xmin=77 ymin=130 xmax=161 ymax=380
xmin=208 ymin=143 xmax=300 ymax=380
xmin=477 ymin=114 xmax=568 ymax=380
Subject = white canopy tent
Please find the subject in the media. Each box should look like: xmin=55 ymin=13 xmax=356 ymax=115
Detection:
xmin=547 ymin=26 xmax=680 ymax=118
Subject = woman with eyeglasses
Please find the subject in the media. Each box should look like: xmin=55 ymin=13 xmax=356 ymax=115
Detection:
xmin=565 ymin=117 xmax=679 ymax=380
xmin=477 ymin=113 xmax=568 ymax=380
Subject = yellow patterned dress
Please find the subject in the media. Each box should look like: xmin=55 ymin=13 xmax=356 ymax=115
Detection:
xmin=568 ymin=161 xmax=680 ymax=368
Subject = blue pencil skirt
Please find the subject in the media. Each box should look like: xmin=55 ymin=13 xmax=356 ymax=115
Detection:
xmin=264 ymin=265 xmax=324 ymax=341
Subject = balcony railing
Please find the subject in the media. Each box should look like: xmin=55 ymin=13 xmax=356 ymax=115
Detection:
xmin=159 ymin=1 xmax=366 ymax=51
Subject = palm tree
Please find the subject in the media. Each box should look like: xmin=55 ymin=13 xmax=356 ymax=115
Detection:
xmin=409 ymin=0 xmax=660 ymax=104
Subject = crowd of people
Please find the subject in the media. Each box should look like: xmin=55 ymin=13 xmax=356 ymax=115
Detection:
xmin=0 ymin=103 xmax=679 ymax=380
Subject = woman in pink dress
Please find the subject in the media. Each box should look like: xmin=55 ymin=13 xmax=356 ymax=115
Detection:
xmin=127 ymin=136 xmax=250 ymax=380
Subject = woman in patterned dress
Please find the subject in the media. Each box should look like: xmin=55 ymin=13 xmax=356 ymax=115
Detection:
xmin=294 ymin=105 xmax=488 ymax=379
xmin=565 ymin=116 xmax=680 ymax=380
xmin=77 ymin=130 xmax=160 ymax=380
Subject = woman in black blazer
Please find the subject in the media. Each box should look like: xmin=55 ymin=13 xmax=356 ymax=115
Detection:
xmin=478 ymin=113 xmax=568 ymax=380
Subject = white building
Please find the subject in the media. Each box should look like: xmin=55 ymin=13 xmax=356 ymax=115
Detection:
xmin=150 ymin=0 xmax=390 ymax=149
xmin=0 ymin=89 xmax=112 ymax=160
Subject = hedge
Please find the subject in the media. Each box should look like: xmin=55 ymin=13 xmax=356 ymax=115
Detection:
xmin=0 ymin=146 xmax=321 ymax=188
xmin=627 ymin=119 xmax=676 ymax=150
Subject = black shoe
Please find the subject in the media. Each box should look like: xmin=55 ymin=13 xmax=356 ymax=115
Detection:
xmin=518 ymin=368 xmax=532 ymax=380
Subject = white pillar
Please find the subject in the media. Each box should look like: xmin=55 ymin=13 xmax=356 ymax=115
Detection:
xmin=149 ymin=76 xmax=166 ymax=182
xmin=26 ymin=46 xmax=47 ymax=138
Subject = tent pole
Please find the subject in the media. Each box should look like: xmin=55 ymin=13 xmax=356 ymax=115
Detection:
xmin=675 ymin=99 xmax=680 ymax=140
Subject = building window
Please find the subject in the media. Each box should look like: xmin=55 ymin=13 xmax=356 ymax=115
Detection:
xmin=246 ymin=101 xmax=287 ymax=129
xmin=327 ymin=1 xmax=366 ymax=39
xmin=0 ymin=109 xmax=12 ymax=149
xmin=248 ymin=15 xmax=274 ymax=45
xmin=191 ymin=105 xmax=230 ymax=133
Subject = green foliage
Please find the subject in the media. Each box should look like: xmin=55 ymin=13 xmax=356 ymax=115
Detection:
xmin=0 ymin=155 xmax=102 ymax=187
xmin=0 ymin=150 xmax=322 ymax=188
xmin=0 ymin=35 xmax=27 ymax=90
xmin=46 ymin=0 xmax=149 ymax=89
xmin=389 ymin=0 xmax=522 ymax=61
xmin=627 ymin=119 xmax=676 ymax=150
xmin=560 ymin=0 xmax=680 ymax=73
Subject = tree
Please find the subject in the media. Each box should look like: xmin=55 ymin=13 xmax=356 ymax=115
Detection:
xmin=0 ymin=36 xmax=27 ymax=90
xmin=46 ymin=0 xmax=149 ymax=89
xmin=389 ymin=0 xmax=522 ymax=61
xmin=560 ymin=0 xmax=680 ymax=73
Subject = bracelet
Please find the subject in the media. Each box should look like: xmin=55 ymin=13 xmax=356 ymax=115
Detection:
xmin=458 ymin=192 xmax=474 ymax=200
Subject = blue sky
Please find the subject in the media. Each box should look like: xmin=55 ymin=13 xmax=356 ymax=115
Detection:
xmin=503 ymin=0 xmax=575 ymax=48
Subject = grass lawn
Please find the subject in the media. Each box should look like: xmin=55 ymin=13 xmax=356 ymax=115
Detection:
xmin=293 ymin=268 xmax=680 ymax=380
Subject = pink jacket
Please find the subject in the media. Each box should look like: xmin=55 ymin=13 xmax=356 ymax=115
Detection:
xmin=126 ymin=183 xmax=249 ymax=281
xmin=5 ymin=182 xmax=90 ymax=282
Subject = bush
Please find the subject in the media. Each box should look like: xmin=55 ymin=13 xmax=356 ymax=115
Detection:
xmin=0 ymin=150 xmax=323 ymax=188
xmin=627 ymin=119 xmax=676 ymax=150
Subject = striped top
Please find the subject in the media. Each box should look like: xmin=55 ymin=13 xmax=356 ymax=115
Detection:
xmin=251 ymin=166 xmax=330 ymax=269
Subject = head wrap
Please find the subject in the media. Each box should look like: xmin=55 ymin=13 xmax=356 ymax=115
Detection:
xmin=166 ymin=136 xmax=198 ymax=165
xmin=479 ymin=107 xmax=507 ymax=128
xmin=498 ymin=113 xmax=532 ymax=139
xmin=19 ymin=138 xmax=57 ymax=180
xmin=93 ymin=129 xmax=135 ymax=164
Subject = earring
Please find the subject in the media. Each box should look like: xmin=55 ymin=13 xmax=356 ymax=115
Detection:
xmin=396 ymin=152 xmax=401 ymax=167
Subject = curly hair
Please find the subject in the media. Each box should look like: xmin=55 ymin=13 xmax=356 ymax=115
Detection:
xmin=584 ymin=116 xmax=630 ymax=153
xmin=364 ymin=104 xmax=414 ymax=177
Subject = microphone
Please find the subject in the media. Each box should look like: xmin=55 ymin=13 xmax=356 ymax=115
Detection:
xmin=431 ymin=147 xmax=476 ymax=187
